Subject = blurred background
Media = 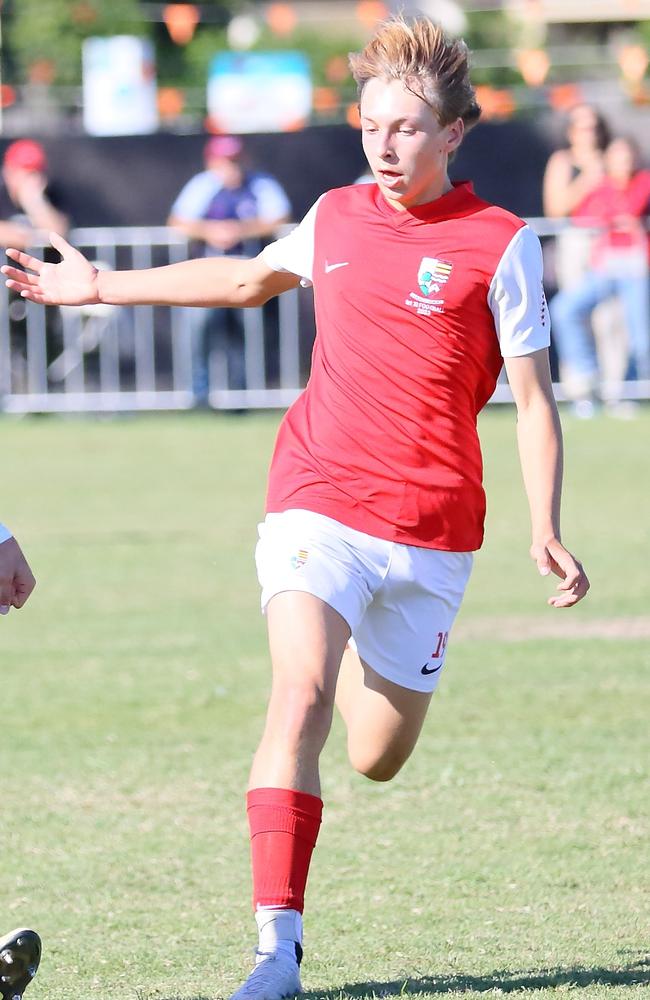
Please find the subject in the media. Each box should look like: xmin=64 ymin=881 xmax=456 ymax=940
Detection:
xmin=1 ymin=0 xmax=649 ymax=416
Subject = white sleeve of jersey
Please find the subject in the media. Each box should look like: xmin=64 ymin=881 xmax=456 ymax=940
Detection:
xmin=487 ymin=225 xmax=551 ymax=357
xmin=261 ymin=195 xmax=324 ymax=286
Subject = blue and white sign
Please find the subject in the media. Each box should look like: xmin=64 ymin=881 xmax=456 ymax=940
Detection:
xmin=208 ymin=51 xmax=312 ymax=133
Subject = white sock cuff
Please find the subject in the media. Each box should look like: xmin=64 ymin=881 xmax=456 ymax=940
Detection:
xmin=255 ymin=907 xmax=303 ymax=947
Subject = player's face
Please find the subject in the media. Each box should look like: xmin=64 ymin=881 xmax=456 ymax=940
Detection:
xmin=360 ymin=78 xmax=464 ymax=211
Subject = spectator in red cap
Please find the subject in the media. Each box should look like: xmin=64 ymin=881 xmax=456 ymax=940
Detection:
xmin=0 ymin=139 xmax=69 ymax=250
xmin=168 ymin=135 xmax=291 ymax=404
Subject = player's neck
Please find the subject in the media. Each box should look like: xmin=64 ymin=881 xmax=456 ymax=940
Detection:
xmin=383 ymin=174 xmax=454 ymax=213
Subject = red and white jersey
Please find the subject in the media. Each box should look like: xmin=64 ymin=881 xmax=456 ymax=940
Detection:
xmin=262 ymin=181 xmax=550 ymax=552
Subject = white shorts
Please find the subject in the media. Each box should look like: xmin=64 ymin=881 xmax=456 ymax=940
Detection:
xmin=255 ymin=509 xmax=473 ymax=693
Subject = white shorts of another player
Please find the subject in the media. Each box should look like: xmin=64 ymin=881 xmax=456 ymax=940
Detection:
xmin=255 ymin=508 xmax=473 ymax=693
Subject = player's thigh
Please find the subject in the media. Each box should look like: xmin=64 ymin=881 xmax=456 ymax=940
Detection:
xmin=266 ymin=590 xmax=351 ymax=709
xmin=256 ymin=509 xmax=383 ymax=709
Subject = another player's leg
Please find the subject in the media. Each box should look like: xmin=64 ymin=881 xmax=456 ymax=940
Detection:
xmin=0 ymin=928 xmax=41 ymax=1000
xmin=231 ymin=591 xmax=350 ymax=1000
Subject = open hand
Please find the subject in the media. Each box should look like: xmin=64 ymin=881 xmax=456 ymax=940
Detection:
xmin=2 ymin=232 xmax=100 ymax=306
xmin=530 ymin=537 xmax=590 ymax=608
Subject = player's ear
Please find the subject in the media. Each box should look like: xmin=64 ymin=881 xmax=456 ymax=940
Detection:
xmin=446 ymin=118 xmax=464 ymax=153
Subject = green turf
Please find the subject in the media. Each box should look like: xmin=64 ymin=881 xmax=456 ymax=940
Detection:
xmin=1 ymin=407 xmax=649 ymax=1000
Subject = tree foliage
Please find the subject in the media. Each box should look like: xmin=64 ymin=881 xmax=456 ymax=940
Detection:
xmin=1 ymin=0 xmax=528 ymax=108
xmin=4 ymin=0 xmax=149 ymax=86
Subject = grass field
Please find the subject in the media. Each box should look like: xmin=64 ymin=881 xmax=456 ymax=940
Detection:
xmin=1 ymin=407 xmax=649 ymax=1000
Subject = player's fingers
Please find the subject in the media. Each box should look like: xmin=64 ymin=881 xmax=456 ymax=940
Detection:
xmin=12 ymin=570 xmax=36 ymax=609
xmin=0 ymin=579 xmax=15 ymax=610
xmin=548 ymin=591 xmax=581 ymax=608
xmin=1 ymin=265 xmax=41 ymax=286
xmin=530 ymin=543 xmax=552 ymax=577
xmin=555 ymin=557 xmax=587 ymax=592
xmin=555 ymin=566 xmax=580 ymax=590
xmin=548 ymin=571 xmax=590 ymax=608
xmin=544 ymin=541 xmax=581 ymax=586
xmin=4 ymin=281 xmax=42 ymax=300
xmin=5 ymin=279 xmax=41 ymax=297
xmin=50 ymin=231 xmax=79 ymax=261
xmin=4 ymin=248 xmax=43 ymax=273
xmin=0 ymin=605 xmax=10 ymax=616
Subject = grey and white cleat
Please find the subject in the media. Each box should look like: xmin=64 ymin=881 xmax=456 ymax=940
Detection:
xmin=229 ymin=947 xmax=302 ymax=1000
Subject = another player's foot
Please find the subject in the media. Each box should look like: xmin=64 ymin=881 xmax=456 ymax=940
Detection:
xmin=229 ymin=947 xmax=302 ymax=1000
xmin=0 ymin=928 xmax=41 ymax=1000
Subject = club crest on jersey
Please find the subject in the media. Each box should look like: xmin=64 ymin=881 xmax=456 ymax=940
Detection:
xmin=418 ymin=258 xmax=453 ymax=296
xmin=290 ymin=548 xmax=309 ymax=570
xmin=405 ymin=257 xmax=453 ymax=316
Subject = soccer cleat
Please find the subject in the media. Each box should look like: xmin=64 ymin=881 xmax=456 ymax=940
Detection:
xmin=0 ymin=928 xmax=41 ymax=1000
xmin=229 ymin=946 xmax=303 ymax=1000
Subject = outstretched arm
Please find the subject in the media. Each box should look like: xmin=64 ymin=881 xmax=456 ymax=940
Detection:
xmin=2 ymin=232 xmax=300 ymax=309
xmin=503 ymin=349 xmax=590 ymax=608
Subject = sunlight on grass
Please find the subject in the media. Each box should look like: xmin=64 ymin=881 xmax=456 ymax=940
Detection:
xmin=1 ymin=409 xmax=648 ymax=1000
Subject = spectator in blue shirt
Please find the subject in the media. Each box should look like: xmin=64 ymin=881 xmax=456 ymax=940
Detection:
xmin=168 ymin=136 xmax=291 ymax=404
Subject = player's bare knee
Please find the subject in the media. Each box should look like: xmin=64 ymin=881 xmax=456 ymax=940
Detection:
xmin=348 ymin=742 xmax=411 ymax=782
xmin=268 ymin=679 xmax=334 ymax=747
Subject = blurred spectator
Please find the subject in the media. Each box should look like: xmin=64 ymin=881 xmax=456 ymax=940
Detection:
xmin=542 ymin=104 xmax=626 ymax=392
xmin=544 ymin=104 xmax=610 ymax=220
xmin=0 ymin=140 xmax=70 ymax=392
xmin=550 ymin=136 xmax=650 ymax=416
xmin=0 ymin=140 xmax=69 ymax=248
xmin=543 ymin=103 xmax=611 ymax=288
xmin=168 ymin=136 xmax=291 ymax=405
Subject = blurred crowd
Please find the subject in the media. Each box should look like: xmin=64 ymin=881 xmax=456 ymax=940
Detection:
xmin=543 ymin=103 xmax=650 ymax=417
xmin=1 ymin=102 xmax=649 ymax=413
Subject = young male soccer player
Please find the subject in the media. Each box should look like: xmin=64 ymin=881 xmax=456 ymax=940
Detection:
xmin=3 ymin=17 xmax=590 ymax=1000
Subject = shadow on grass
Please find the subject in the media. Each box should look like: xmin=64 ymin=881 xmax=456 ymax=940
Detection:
xmin=301 ymin=956 xmax=650 ymax=997
xmin=137 ymin=957 xmax=650 ymax=1000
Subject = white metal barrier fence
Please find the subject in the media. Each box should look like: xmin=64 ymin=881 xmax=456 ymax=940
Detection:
xmin=0 ymin=227 xmax=306 ymax=413
xmin=0 ymin=221 xmax=648 ymax=413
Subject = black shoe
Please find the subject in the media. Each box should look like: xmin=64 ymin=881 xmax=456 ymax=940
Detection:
xmin=0 ymin=929 xmax=41 ymax=1000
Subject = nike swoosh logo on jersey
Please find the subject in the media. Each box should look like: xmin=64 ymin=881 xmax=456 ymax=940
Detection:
xmin=325 ymin=261 xmax=350 ymax=273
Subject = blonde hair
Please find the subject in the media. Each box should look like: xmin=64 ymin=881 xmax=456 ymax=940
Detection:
xmin=349 ymin=16 xmax=481 ymax=131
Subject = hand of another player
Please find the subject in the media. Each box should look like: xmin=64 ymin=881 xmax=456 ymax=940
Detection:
xmin=0 ymin=537 xmax=36 ymax=614
xmin=2 ymin=232 xmax=100 ymax=306
xmin=530 ymin=537 xmax=590 ymax=608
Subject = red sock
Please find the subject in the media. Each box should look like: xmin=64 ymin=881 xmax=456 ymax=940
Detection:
xmin=247 ymin=787 xmax=323 ymax=913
